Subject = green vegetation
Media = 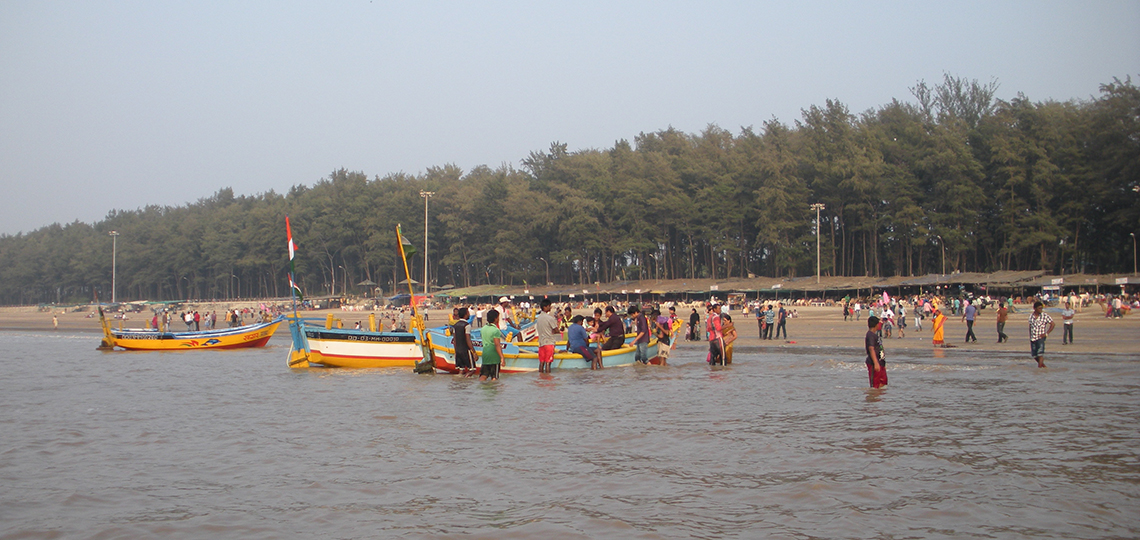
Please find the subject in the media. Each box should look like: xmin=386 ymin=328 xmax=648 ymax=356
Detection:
xmin=2 ymin=75 xmax=1137 ymax=305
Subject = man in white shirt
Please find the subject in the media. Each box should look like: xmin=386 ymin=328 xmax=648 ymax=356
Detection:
xmin=1061 ymin=302 xmax=1075 ymax=344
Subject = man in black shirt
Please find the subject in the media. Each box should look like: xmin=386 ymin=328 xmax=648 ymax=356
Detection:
xmin=452 ymin=307 xmax=477 ymax=376
xmin=865 ymin=315 xmax=887 ymax=389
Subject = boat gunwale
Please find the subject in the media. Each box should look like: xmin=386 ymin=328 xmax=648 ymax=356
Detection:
xmin=110 ymin=316 xmax=284 ymax=339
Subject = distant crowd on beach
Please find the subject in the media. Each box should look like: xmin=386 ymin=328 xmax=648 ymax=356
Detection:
xmin=855 ymin=290 xmax=1135 ymax=389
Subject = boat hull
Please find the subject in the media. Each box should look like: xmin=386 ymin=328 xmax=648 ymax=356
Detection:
xmin=106 ymin=318 xmax=284 ymax=351
xmin=287 ymin=321 xmax=426 ymax=369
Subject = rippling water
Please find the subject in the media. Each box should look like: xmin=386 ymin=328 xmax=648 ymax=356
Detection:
xmin=2 ymin=331 xmax=1138 ymax=539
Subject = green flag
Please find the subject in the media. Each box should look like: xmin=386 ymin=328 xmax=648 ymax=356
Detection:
xmin=400 ymin=233 xmax=417 ymax=259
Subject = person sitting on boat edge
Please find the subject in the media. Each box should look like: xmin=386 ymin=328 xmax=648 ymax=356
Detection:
xmin=628 ymin=305 xmax=650 ymax=364
xmin=536 ymin=298 xmax=562 ymax=374
xmin=494 ymin=297 xmax=523 ymax=341
xmin=597 ymin=306 xmax=626 ymax=351
xmin=480 ymin=309 xmax=504 ymax=381
xmin=567 ymin=315 xmax=601 ymax=370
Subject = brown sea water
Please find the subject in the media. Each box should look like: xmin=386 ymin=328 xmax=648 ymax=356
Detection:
xmin=1 ymin=331 xmax=1138 ymax=539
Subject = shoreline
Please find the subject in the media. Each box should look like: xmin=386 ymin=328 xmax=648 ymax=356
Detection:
xmin=4 ymin=303 xmax=1135 ymax=358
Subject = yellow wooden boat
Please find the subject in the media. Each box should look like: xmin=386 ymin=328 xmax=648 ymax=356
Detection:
xmin=98 ymin=307 xmax=284 ymax=351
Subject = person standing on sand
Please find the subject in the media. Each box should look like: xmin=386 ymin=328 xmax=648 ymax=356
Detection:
xmin=962 ymin=301 xmax=978 ymax=343
xmin=1029 ymin=301 xmax=1055 ymax=368
xmin=865 ymin=315 xmax=887 ymax=389
xmin=881 ymin=305 xmax=894 ymax=339
xmin=896 ymin=303 xmax=906 ymax=338
xmin=776 ymin=303 xmax=787 ymax=339
xmin=756 ymin=305 xmax=765 ymax=337
xmin=763 ymin=304 xmax=776 ymax=340
xmin=1061 ymin=302 xmax=1075 ymax=345
xmin=932 ymin=309 xmax=946 ymax=346
xmin=996 ymin=302 xmax=1009 ymax=343
xmin=689 ymin=309 xmax=700 ymax=341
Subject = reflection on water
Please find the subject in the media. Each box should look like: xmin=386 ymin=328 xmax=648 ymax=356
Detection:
xmin=2 ymin=331 xmax=1139 ymax=539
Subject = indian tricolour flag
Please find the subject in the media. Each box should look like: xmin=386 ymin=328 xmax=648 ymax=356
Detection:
xmin=286 ymin=216 xmax=303 ymax=301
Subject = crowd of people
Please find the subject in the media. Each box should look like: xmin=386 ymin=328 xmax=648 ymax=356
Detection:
xmin=129 ymin=306 xmax=279 ymax=332
xmin=445 ymin=297 xmax=687 ymax=380
xmin=328 ymin=289 xmax=1135 ymax=386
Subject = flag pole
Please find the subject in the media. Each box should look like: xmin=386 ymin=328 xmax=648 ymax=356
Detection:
xmin=286 ymin=216 xmax=299 ymax=318
xmin=285 ymin=216 xmax=311 ymax=368
xmin=397 ymin=224 xmax=433 ymax=371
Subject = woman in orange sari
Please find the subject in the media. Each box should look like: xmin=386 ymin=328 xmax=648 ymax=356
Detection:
xmin=932 ymin=309 xmax=946 ymax=346
xmin=722 ymin=314 xmax=738 ymax=364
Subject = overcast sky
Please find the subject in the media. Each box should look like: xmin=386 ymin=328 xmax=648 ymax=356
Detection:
xmin=1 ymin=1 xmax=1137 ymax=235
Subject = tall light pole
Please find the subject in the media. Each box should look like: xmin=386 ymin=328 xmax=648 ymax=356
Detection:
xmin=539 ymin=257 xmax=550 ymax=285
xmin=420 ymin=190 xmax=435 ymax=296
xmin=109 ymin=231 xmax=119 ymax=303
xmin=810 ymin=203 xmax=825 ymax=284
xmin=1131 ymin=232 xmax=1137 ymax=275
xmin=935 ymin=234 xmax=945 ymax=275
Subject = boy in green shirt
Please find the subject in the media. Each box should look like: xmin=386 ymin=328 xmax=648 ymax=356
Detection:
xmin=480 ymin=309 xmax=503 ymax=381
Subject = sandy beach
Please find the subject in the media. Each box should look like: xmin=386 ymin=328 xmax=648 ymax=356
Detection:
xmin=4 ymin=301 xmax=1135 ymax=358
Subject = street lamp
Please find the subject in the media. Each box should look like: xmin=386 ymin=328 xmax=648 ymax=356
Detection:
xmin=231 ymin=274 xmax=239 ymax=299
xmin=935 ymin=234 xmax=946 ymax=275
xmin=108 ymin=231 xmax=120 ymax=303
xmin=1131 ymin=232 xmax=1137 ymax=275
xmin=539 ymin=257 xmax=550 ymax=285
xmin=809 ymin=203 xmax=825 ymax=284
xmin=420 ymin=190 xmax=435 ymax=296
xmin=338 ymin=265 xmax=347 ymax=297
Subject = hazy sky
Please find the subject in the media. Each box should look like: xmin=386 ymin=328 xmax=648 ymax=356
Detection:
xmin=1 ymin=1 xmax=1137 ymax=235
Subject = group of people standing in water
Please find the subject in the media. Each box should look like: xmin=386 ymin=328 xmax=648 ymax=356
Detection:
xmin=443 ymin=289 xmax=1087 ymax=387
xmin=448 ymin=297 xmax=685 ymax=380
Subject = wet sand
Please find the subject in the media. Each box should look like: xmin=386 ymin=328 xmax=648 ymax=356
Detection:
xmin=5 ymin=303 xmax=1136 ymax=357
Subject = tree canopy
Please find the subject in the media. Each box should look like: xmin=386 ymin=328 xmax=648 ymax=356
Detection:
xmin=2 ymin=75 xmax=1137 ymax=305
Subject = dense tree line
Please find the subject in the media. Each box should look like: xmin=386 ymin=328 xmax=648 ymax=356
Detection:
xmin=1 ymin=75 xmax=1137 ymax=306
